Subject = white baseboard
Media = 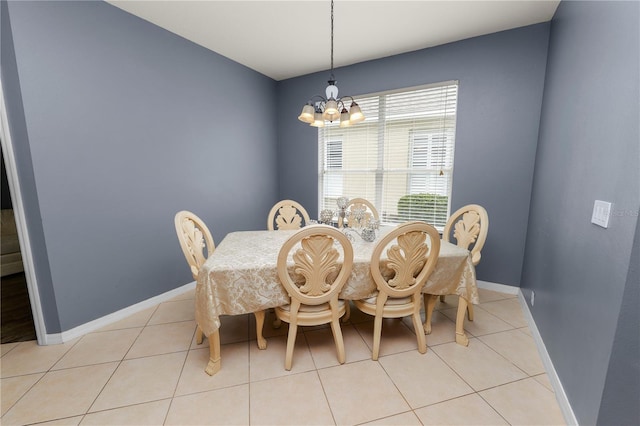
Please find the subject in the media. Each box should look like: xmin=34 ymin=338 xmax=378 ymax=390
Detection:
xmin=517 ymin=291 xmax=579 ymax=426
xmin=476 ymin=279 xmax=520 ymax=295
xmin=41 ymin=282 xmax=196 ymax=345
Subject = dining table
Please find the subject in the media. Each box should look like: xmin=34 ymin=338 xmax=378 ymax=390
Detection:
xmin=195 ymin=225 xmax=479 ymax=375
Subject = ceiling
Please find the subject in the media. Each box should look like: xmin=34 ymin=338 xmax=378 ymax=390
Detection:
xmin=106 ymin=0 xmax=560 ymax=81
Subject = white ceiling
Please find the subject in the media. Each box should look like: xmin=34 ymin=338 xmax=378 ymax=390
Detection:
xmin=106 ymin=0 xmax=560 ymax=81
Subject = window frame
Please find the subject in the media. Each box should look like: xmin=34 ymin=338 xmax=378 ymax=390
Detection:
xmin=318 ymin=80 xmax=458 ymax=231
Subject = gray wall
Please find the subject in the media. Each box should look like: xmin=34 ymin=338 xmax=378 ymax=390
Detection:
xmin=277 ymin=24 xmax=550 ymax=286
xmin=597 ymin=213 xmax=640 ymax=425
xmin=1 ymin=0 xmax=61 ymax=332
xmin=521 ymin=1 xmax=640 ymax=425
xmin=2 ymin=0 xmax=278 ymax=332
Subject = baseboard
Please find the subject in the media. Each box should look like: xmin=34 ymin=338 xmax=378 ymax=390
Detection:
xmin=476 ymin=279 xmax=520 ymax=295
xmin=517 ymin=291 xmax=579 ymax=426
xmin=41 ymin=281 xmax=196 ymax=345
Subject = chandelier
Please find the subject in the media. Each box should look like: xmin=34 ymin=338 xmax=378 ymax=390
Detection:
xmin=297 ymin=0 xmax=365 ymax=128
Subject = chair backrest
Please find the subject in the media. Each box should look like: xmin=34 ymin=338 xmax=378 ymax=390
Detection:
xmin=370 ymin=221 xmax=440 ymax=299
xmin=442 ymin=204 xmax=488 ymax=266
xmin=174 ymin=211 xmax=215 ymax=279
xmin=268 ymin=199 xmax=311 ymax=231
xmin=277 ymin=225 xmax=354 ymax=306
xmin=346 ymin=198 xmax=379 ymax=229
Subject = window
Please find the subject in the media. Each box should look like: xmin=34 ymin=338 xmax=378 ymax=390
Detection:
xmin=324 ymin=139 xmax=343 ymax=201
xmin=318 ymin=81 xmax=458 ymax=230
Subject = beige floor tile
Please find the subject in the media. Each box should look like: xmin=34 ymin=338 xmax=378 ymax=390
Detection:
xmin=248 ymin=334 xmax=315 ymax=382
xmin=125 ymin=321 xmax=195 ymax=359
xmin=414 ymin=393 xmax=508 ymax=425
xmin=479 ymin=328 xmax=546 ymax=376
xmin=379 ymin=350 xmax=473 ymax=408
xmin=431 ymin=339 xmax=527 ymax=391
xmin=318 ymin=360 xmax=410 ymax=425
xmin=148 ymin=299 xmax=195 ymax=325
xmin=175 ymin=343 xmax=249 ymax=396
xmin=305 ymin=324 xmax=371 ymax=368
xmin=533 ymin=373 xmax=555 ymax=392
xmin=220 ymin=313 xmax=250 ymax=344
xmin=80 ymin=399 xmax=171 ymax=425
xmin=434 ymin=294 xmax=462 ymax=309
xmin=1 ymin=342 xmax=19 ymax=356
xmin=2 ymin=363 xmax=117 ymax=425
xmin=441 ymin=306 xmax=514 ymax=337
xmin=477 ymin=287 xmax=516 ymax=302
xmin=249 ymin=311 xmax=290 ymax=339
xmin=34 ymin=415 xmax=83 ymax=425
xmin=479 ymin=298 xmax=528 ymax=328
xmin=53 ymin=328 xmax=141 ymax=370
xmin=168 ymin=287 xmax=195 ymax=301
xmin=416 ymin=311 xmax=457 ymax=347
xmin=480 ymin=378 xmax=566 ymax=425
xmin=98 ymin=306 xmax=156 ymax=332
xmin=0 ymin=340 xmax=75 ymax=378
xmin=1 ymin=372 xmax=43 ymax=416
xmin=518 ymin=326 xmax=532 ymax=337
xmin=250 ymin=371 xmax=334 ymax=425
xmin=166 ymin=384 xmax=249 ymax=425
xmin=355 ymin=318 xmax=422 ymax=357
xmin=361 ymin=411 xmax=422 ymax=425
xmin=432 ymin=288 xmax=516 ymax=310
xmin=345 ymin=302 xmax=376 ymax=324
xmin=90 ymin=351 xmax=186 ymax=412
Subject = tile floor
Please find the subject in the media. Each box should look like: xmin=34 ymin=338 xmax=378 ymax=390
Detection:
xmin=1 ymin=288 xmax=566 ymax=425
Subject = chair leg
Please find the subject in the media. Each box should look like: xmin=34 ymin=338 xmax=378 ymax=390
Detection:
xmin=284 ymin=321 xmax=298 ymax=371
xmin=254 ymin=310 xmax=267 ymax=350
xmin=330 ymin=318 xmax=346 ymax=364
xmin=455 ymin=298 xmax=470 ymax=346
xmin=466 ymin=302 xmax=474 ymax=321
xmin=372 ymin=314 xmax=383 ymax=361
xmin=341 ymin=302 xmax=351 ymax=323
xmin=423 ymin=294 xmax=438 ymax=334
xmin=412 ymin=300 xmax=427 ymax=354
xmin=272 ymin=308 xmax=282 ymax=328
xmin=204 ymin=330 xmax=221 ymax=376
xmin=440 ymin=295 xmax=446 ymax=303
xmin=195 ymin=325 xmax=204 ymax=345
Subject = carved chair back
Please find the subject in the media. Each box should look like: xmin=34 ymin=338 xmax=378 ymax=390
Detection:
xmin=442 ymin=204 xmax=488 ymax=266
xmin=371 ymin=221 xmax=441 ymax=301
xmin=174 ymin=211 xmax=215 ymax=279
xmin=268 ymin=199 xmax=311 ymax=231
xmin=277 ymin=225 xmax=354 ymax=307
xmin=346 ymin=197 xmax=380 ymax=229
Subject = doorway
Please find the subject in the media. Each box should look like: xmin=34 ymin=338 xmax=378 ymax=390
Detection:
xmin=1 ymin=147 xmax=36 ymax=343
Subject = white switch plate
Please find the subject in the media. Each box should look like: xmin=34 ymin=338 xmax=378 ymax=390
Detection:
xmin=591 ymin=200 xmax=612 ymax=228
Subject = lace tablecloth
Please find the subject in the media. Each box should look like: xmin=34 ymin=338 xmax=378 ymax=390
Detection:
xmin=196 ymin=227 xmax=478 ymax=338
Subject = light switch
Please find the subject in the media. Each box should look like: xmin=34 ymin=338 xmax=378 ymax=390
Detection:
xmin=591 ymin=200 xmax=612 ymax=228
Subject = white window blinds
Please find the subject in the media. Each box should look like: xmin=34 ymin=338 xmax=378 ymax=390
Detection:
xmin=318 ymin=81 xmax=458 ymax=230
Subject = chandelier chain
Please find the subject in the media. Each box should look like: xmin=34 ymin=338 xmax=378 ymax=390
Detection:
xmin=330 ymin=0 xmax=334 ymax=77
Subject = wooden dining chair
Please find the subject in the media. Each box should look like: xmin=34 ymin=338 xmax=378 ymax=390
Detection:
xmin=345 ymin=197 xmax=379 ymax=229
xmin=354 ymin=221 xmax=440 ymax=360
xmin=174 ymin=211 xmax=215 ymax=346
xmin=275 ymin=225 xmax=354 ymax=370
xmin=175 ymin=211 xmax=268 ymax=351
xmin=423 ymin=204 xmax=488 ymax=334
xmin=267 ymin=199 xmax=311 ymax=231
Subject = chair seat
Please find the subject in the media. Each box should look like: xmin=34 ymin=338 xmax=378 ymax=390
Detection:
xmin=277 ymin=299 xmax=346 ymax=313
xmin=359 ymin=294 xmax=412 ymax=306
xmin=275 ymin=299 xmax=347 ymax=327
